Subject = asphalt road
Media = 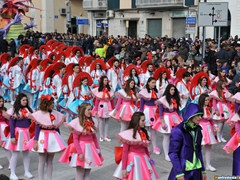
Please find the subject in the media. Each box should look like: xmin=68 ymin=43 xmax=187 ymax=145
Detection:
xmin=0 ymin=103 xmax=234 ymax=180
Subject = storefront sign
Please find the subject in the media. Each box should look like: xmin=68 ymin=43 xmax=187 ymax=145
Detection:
xmin=77 ymin=19 xmax=89 ymax=25
xmin=140 ymin=28 xmax=146 ymax=34
xmin=170 ymin=11 xmax=188 ymax=17
xmin=185 ymin=27 xmax=196 ymax=34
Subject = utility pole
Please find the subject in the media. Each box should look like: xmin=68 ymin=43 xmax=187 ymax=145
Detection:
xmin=202 ymin=0 xmax=206 ymax=60
xmin=66 ymin=0 xmax=71 ymax=33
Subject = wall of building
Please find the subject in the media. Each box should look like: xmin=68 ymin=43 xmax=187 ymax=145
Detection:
xmin=22 ymin=0 xmax=88 ymax=34
xmin=88 ymin=10 xmax=176 ymax=38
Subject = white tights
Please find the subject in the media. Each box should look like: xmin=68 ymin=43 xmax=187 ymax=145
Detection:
xmin=76 ymin=167 xmax=91 ymax=180
xmin=10 ymin=151 xmax=30 ymax=176
xmin=216 ymin=121 xmax=225 ymax=141
xmin=162 ymin=134 xmax=170 ymax=158
xmin=5 ymin=149 xmax=11 ymax=166
xmin=120 ymin=121 xmax=128 ymax=133
xmin=99 ymin=118 xmax=109 ymax=138
xmin=146 ymin=127 xmax=158 ymax=149
xmin=38 ymin=153 xmax=55 ymax=180
xmin=204 ymin=145 xmax=212 ymax=167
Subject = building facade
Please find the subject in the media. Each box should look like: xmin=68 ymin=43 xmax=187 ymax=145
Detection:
xmin=22 ymin=0 xmax=88 ymax=34
xmin=84 ymin=0 xmax=198 ymax=38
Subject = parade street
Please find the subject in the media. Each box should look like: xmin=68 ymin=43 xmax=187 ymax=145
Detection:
xmin=0 ymin=104 xmax=233 ymax=180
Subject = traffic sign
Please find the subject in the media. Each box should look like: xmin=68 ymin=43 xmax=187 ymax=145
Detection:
xmin=198 ymin=2 xmax=228 ymax=26
xmin=76 ymin=19 xmax=89 ymax=25
xmin=186 ymin=17 xmax=196 ymax=25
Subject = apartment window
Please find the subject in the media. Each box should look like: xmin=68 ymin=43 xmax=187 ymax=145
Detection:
xmin=132 ymin=0 xmax=136 ymax=8
xmin=108 ymin=0 xmax=120 ymax=10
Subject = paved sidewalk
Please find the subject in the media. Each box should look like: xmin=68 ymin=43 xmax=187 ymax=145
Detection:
xmin=0 ymin=104 xmax=233 ymax=180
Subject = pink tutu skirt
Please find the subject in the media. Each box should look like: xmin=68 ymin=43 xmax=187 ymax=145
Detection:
xmin=113 ymin=151 xmax=159 ymax=180
xmin=223 ymin=133 xmax=240 ymax=154
xmin=27 ymin=129 xmax=67 ymax=153
xmin=59 ymin=140 xmax=104 ymax=169
xmin=200 ymin=120 xmax=218 ymax=145
xmin=152 ymin=112 xmax=182 ymax=133
xmin=0 ymin=122 xmax=8 ymax=142
xmin=212 ymin=102 xmax=230 ymax=120
xmin=143 ymin=105 xmax=157 ymax=127
xmin=109 ymin=102 xmax=137 ymax=122
xmin=92 ymin=100 xmax=113 ymax=118
xmin=3 ymin=127 xmax=30 ymax=151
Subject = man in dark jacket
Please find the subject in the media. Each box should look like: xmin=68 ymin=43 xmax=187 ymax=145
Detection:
xmin=204 ymin=45 xmax=215 ymax=70
xmin=178 ymin=42 xmax=188 ymax=61
xmin=9 ymin=38 xmax=16 ymax=57
xmin=0 ymin=37 xmax=8 ymax=54
xmin=216 ymin=44 xmax=229 ymax=62
xmin=229 ymin=69 xmax=240 ymax=94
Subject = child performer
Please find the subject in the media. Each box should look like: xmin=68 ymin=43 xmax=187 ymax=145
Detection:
xmin=113 ymin=112 xmax=159 ymax=180
xmin=59 ymin=103 xmax=103 ymax=180
xmin=152 ymin=84 xmax=182 ymax=161
xmin=109 ymin=78 xmax=138 ymax=132
xmin=198 ymin=94 xmax=219 ymax=172
xmin=0 ymin=96 xmax=11 ymax=169
xmin=139 ymin=77 xmax=160 ymax=155
xmin=67 ymin=73 xmax=93 ymax=117
xmin=3 ymin=93 xmax=33 ymax=180
xmin=27 ymin=95 xmax=67 ymax=180
xmin=91 ymin=76 xmax=114 ymax=142
xmin=223 ymin=100 xmax=240 ymax=176
xmin=209 ymin=80 xmax=232 ymax=142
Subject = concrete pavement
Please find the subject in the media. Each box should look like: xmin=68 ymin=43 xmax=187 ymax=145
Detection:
xmin=0 ymin=103 xmax=234 ymax=180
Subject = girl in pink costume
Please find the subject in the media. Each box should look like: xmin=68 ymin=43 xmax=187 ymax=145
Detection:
xmin=0 ymin=96 xmax=11 ymax=169
xmin=198 ymin=94 xmax=220 ymax=172
xmin=212 ymin=68 xmax=232 ymax=89
xmin=209 ymin=80 xmax=232 ymax=142
xmin=139 ymin=77 xmax=160 ymax=155
xmin=59 ymin=103 xmax=103 ymax=180
xmin=91 ymin=76 xmax=114 ymax=142
xmin=109 ymin=78 xmax=138 ymax=132
xmin=223 ymin=97 xmax=240 ymax=176
xmin=27 ymin=95 xmax=67 ymax=180
xmin=152 ymin=84 xmax=182 ymax=161
xmin=3 ymin=93 xmax=33 ymax=180
xmin=201 ymin=64 xmax=215 ymax=82
xmin=113 ymin=112 xmax=159 ymax=180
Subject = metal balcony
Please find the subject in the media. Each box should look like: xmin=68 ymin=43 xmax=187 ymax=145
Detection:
xmin=83 ymin=0 xmax=108 ymax=10
xmin=135 ymin=0 xmax=184 ymax=8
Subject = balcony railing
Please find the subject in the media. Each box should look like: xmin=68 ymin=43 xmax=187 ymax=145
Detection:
xmin=83 ymin=0 xmax=107 ymax=10
xmin=136 ymin=0 xmax=184 ymax=8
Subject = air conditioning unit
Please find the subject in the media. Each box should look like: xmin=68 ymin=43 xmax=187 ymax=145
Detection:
xmin=106 ymin=10 xmax=115 ymax=18
xmin=98 ymin=1 xmax=106 ymax=7
xmin=60 ymin=8 xmax=66 ymax=16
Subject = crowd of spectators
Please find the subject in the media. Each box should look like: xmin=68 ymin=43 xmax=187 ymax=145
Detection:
xmin=1 ymin=30 xmax=240 ymax=93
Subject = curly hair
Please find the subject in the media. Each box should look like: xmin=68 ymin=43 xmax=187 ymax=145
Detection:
xmin=38 ymin=97 xmax=54 ymax=112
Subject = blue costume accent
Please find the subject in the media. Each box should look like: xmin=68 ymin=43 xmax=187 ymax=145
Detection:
xmin=67 ymin=85 xmax=93 ymax=115
xmin=2 ymin=78 xmax=11 ymax=101
xmin=15 ymin=80 xmax=25 ymax=96
xmin=191 ymin=86 xmax=211 ymax=104
xmin=181 ymin=98 xmax=191 ymax=115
